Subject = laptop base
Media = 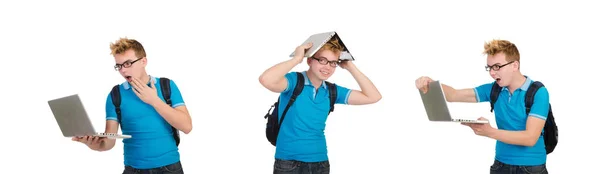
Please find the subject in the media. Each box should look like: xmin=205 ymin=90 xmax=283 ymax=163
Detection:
xmin=94 ymin=133 xmax=131 ymax=139
xmin=451 ymin=119 xmax=489 ymax=124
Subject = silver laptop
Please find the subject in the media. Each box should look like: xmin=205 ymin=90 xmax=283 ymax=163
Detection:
xmin=289 ymin=31 xmax=355 ymax=61
xmin=418 ymin=80 xmax=488 ymax=124
xmin=48 ymin=94 xmax=131 ymax=139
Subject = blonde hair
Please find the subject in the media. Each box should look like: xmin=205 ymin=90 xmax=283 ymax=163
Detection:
xmin=483 ymin=39 xmax=520 ymax=62
xmin=109 ymin=38 xmax=146 ymax=58
xmin=319 ymin=36 xmax=345 ymax=56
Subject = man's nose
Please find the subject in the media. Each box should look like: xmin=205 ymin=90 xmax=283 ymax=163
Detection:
xmin=489 ymin=70 xmax=496 ymax=77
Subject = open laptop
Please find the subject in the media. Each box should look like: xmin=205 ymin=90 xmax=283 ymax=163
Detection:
xmin=418 ymin=80 xmax=489 ymax=124
xmin=289 ymin=31 xmax=355 ymax=61
xmin=48 ymin=94 xmax=131 ymax=139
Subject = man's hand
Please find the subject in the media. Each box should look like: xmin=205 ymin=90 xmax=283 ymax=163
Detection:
xmin=462 ymin=117 xmax=495 ymax=137
xmin=339 ymin=60 xmax=356 ymax=71
xmin=130 ymin=77 xmax=161 ymax=105
xmin=415 ymin=76 xmax=434 ymax=93
xmin=292 ymin=42 xmax=313 ymax=63
xmin=72 ymin=136 xmax=106 ymax=151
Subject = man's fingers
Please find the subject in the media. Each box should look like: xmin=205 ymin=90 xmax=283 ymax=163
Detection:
xmin=86 ymin=136 xmax=93 ymax=144
xmin=77 ymin=137 xmax=86 ymax=143
xmin=132 ymin=88 xmax=142 ymax=97
xmin=131 ymin=78 xmax=142 ymax=91
xmin=417 ymin=82 xmax=428 ymax=93
xmin=73 ymin=136 xmax=86 ymax=143
xmin=92 ymin=136 xmax=99 ymax=144
xmin=134 ymin=77 xmax=144 ymax=87
xmin=80 ymin=136 xmax=88 ymax=144
xmin=420 ymin=80 xmax=429 ymax=93
xmin=131 ymin=80 xmax=142 ymax=96
xmin=303 ymin=42 xmax=313 ymax=48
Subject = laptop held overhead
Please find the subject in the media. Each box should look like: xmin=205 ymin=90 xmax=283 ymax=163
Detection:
xmin=48 ymin=94 xmax=131 ymax=139
xmin=289 ymin=31 xmax=355 ymax=61
xmin=418 ymin=80 xmax=488 ymax=124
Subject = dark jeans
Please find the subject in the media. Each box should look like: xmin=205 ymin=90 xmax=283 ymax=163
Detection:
xmin=273 ymin=159 xmax=330 ymax=174
xmin=490 ymin=160 xmax=548 ymax=174
xmin=123 ymin=161 xmax=184 ymax=174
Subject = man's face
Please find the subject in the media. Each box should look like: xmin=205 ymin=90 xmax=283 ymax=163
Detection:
xmin=114 ymin=49 xmax=146 ymax=82
xmin=486 ymin=52 xmax=517 ymax=87
xmin=307 ymin=49 xmax=340 ymax=81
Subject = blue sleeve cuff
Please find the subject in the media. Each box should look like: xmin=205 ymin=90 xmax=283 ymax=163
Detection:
xmin=282 ymin=75 xmax=292 ymax=93
xmin=529 ymin=114 xmax=547 ymax=120
xmin=474 ymin=88 xmax=481 ymax=102
xmin=107 ymin=117 xmax=118 ymax=122
xmin=172 ymin=103 xmax=185 ymax=108
xmin=344 ymin=90 xmax=352 ymax=104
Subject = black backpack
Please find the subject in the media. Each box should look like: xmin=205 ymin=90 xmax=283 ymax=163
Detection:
xmin=490 ymin=81 xmax=557 ymax=154
xmin=264 ymin=72 xmax=337 ymax=146
xmin=110 ymin=77 xmax=181 ymax=146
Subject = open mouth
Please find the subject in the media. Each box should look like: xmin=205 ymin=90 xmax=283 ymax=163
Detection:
xmin=320 ymin=70 xmax=330 ymax=76
xmin=496 ymin=78 xmax=501 ymax=83
xmin=125 ymin=76 xmax=132 ymax=82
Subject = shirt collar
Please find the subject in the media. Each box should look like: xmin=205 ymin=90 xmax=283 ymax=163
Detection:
xmin=501 ymin=75 xmax=532 ymax=92
xmin=122 ymin=75 xmax=157 ymax=90
xmin=302 ymin=71 xmax=327 ymax=89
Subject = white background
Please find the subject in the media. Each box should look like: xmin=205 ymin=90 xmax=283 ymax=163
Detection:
xmin=1 ymin=0 xmax=598 ymax=173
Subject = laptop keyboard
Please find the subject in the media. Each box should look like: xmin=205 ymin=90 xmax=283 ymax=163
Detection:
xmin=96 ymin=133 xmax=118 ymax=136
xmin=456 ymin=119 xmax=475 ymax=122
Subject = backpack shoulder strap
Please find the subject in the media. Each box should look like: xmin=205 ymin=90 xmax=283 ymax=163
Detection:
xmin=525 ymin=81 xmax=544 ymax=115
xmin=158 ymin=77 xmax=181 ymax=146
xmin=325 ymin=81 xmax=336 ymax=114
xmin=110 ymin=85 xmax=122 ymax=123
xmin=489 ymin=82 xmax=501 ymax=112
xmin=159 ymin=77 xmax=172 ymax=106
xmin=279 ymin=72 xmax=305 ymax=125
xmin=291 ymin=72 xmax=305 ymax=100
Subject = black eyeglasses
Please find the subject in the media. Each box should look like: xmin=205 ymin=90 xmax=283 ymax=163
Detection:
xmin=310 ymin=57 xmax=341 ymax=67
xmin=485 ymin=61 xmax=514 ymax=71
xmin=114 ymin=57 xmax=143 ymax=71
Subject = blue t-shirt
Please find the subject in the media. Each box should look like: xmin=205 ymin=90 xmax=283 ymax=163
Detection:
xmin=274 ymin=71 xmax=352 ymax=162
xmin=474 ymin=77 xmax=550 ymax=166
xmin=105 ymin=76 xmax=186 ymax=169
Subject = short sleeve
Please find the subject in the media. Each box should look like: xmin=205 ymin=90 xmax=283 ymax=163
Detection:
xmin=281 ymin=72 xmax=298 ymax=94
xmin=528 ymin=87 xmax=549 ymax=120
xmin=167 ymin=79 xmax=186 ymax=108
xmin=105 ymin=90 xmax=118 ymax=122
xmin=474 ymin=82 xmax=493 ymax=102
xmin=334 ymin=84 xmax=352 ymax=105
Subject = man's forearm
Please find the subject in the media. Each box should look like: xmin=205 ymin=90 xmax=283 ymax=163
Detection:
xmin=259 ymin=57 xmax=302 ymax=86
xmin=152 ymin=101 xmax=192 ymax=134
xmin=488 ymin=129 xmax=539 ymax=147
xmin=441 ymin=84 xmax=457 ymax=102
xmin=347 ymin=66 xmax=381 ymax=101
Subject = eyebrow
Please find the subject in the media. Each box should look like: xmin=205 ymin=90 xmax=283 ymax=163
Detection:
xmin=116 ymin=59 xmax=135 ymax=64
xmin=487 ymin=63 xmax=502 ymax=66
xmin=315 ymin=57 xmax=339 ymax=62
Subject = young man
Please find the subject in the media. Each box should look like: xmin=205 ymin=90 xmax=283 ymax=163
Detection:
xmin=72 ymin=38 xmax=193 ymax=174
xmin=415 ymin=39 xmax=550 ymax=174
xmin=259 ymin=37 xmax=382 ymax=174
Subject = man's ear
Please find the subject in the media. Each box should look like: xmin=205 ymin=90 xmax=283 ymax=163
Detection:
xmin=142 ymin=57 xmax=148 ymax=67
xmin=513 ymin=61 xmax=520 ymax=70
